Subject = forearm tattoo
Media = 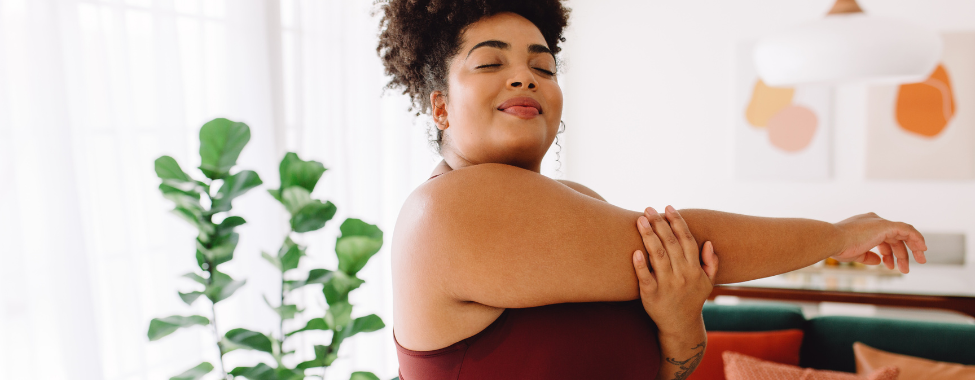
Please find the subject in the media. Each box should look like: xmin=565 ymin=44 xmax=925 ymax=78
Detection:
xmin=664 ymin=341 xmax=706 ymax=380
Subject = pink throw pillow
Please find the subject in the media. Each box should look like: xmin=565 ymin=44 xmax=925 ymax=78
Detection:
xmin=723 ymin=351 xmax=899 ymax=380
xmin=854 ymin=342 xmax=975 ymax=380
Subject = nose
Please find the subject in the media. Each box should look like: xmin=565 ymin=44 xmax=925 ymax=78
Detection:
xmin=509 ymin=80 xmax=536 ymax=89
xmin=508 ymin=68 xmax=537 ymax=90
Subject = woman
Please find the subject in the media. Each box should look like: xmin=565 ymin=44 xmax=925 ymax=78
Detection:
xmin=378 ymin=1 xmax=927 ymax=379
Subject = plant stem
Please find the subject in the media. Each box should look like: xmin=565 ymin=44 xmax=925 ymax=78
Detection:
xmin=202 ymin=181 xmax=228 ymax=379
xmin=209 ymin=272 xmax=229 ymax=379
xmin=280 ymin=266 xmax=286 ymax=342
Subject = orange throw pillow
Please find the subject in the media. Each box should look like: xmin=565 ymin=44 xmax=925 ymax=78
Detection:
xmin=688 ymin=329 xmax=804 ymax=380
xmin=854 ymin=342 xmax=975 ymax=380
xmin=723 ymin=351 xmax=899 ymax=380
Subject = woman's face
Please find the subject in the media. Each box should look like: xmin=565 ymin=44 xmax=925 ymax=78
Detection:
xmin=433 ymin=12 xmax=563 ymax=170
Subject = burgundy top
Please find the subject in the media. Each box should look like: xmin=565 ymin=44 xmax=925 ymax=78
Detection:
xmin=394 ymin=173 xmax=661 ymax=379
xmin=395 ymin=300 xmax=661 ymax=379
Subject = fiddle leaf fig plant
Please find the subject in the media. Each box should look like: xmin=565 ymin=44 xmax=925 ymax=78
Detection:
xmin=148 ymin=118 xmax=263 ymax=380
xmin=228 ymin=152 xmax=386 ymax=380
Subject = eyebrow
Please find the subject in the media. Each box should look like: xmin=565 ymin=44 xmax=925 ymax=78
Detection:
xmin=466 ymin=40 xmax=554 ymax=59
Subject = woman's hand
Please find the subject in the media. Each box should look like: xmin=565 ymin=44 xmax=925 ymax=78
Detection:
xmin=632 ymin=205 xmax=718 ymax=331
xmin=632 ymin=206 xmax=718 ymax=380
xmin=831 ymin=212 xmax=928 ymax=273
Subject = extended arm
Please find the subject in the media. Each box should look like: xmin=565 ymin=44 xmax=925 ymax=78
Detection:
xmin=394 ymin=163 xmax=925 ymax=309
xmin=680 ymin=209 xmax=926 ymax=284
xmin=679 ymin=210 xmax=843 ymax=284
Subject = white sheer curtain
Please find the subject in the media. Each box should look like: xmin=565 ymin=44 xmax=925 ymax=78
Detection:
xmin=0 ymin=0 xmax=441 ymax=379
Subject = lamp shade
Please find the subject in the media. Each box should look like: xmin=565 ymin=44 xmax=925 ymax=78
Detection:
xmin=754 ymin=14 xmax=942 ymax=86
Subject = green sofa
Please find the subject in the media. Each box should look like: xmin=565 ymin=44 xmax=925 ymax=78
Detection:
xmin=702 ymin=302 xmax=975 ymax=372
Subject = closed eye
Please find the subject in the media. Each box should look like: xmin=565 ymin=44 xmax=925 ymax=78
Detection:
xmin=534 ymin=68 xmax=555 ymax=76
xmin=476 ymin=64 xmax=501 ymax=69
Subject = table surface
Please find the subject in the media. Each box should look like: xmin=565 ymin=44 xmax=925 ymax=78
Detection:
xmin=732 ymin=264 xmax=975 ymax=298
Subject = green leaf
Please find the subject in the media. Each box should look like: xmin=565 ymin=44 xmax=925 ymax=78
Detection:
xmin=210 ymin=170 xmax=263 ymax=213
xmin=325 ymin=301 xmax=353 ymax=331
xmin=198 ymin=118 xmax=251 ymax=180
xmin=261 ymin=251 xmax=281 ymax=270
xmin=322 ymin=271 xmax=364 ymax=305
xmin=286 ymin=317 xmax=330 ymax=336
xmin=279 ymin=242 xmax=303 ymax=272
xmin=204 ymin=271 xmax=245 ymax=303
xmin=171 ymin=207 xmax=215 ymax=235
xmin=155 ymin=155 xmax=192 ymax=182
xmin=268 ymin=188 xmax=283 ymax=204
xmin=279 ymin=152 xmax=327 ymax=193
xmin=296 ymin=345 xmax=332 ymax=370
xmin=170 ymin=362 xmax=213 ymax=380
xmin=147 ymin=315 xmax=209 ymax=341
xmin=222 ymin=328 xmax=273 ymax=353
xmin=328 ymin=314 xmax=385 ymax=355
xmin=215 ymin=216 xmax=246 ymax=237
xmin=266 ymin=238 xmax=304 ymax=273
xmin=347 ymin=314 xmax=385 ymax=338
xmin=335 ymin=219 xmax=384 ymax=276
xmin=178 ymin=291 xmax=204 ymax=306
xmin=339 ymin=218 xmax=383 ymax=240
xmin=197 ymin=232 xmax=238 ymax=266
xmin=155 ymin=156 xmax=204 ymax=208
xmin=291 ymin=200 xmax=337 ymax=233
xmin=275 ymin=367 xmax=304 ymax=380
xmin=159 ymin=183 xmax=202 ymax=211
xmin=306 ymin=268 xmax=332 ymax=284
xmin=277 ymin=236 xmax=297 ymax=256
xmin=285 ymin=268 xmax=333 ymax=290
xmin=195 ymin=251 xmax=207 ymax=270
xmin=264 ymin=295 xmax=299 ymax=321
xmin=350 ymin=372 xmax=380 ymax=380
xmin=280 ymin=187 xmax=313 ymax=215
xmin=182 ymin=272 xmax=207 ymax=286
xmin=229 ymin=363 xmax=275 ymax=380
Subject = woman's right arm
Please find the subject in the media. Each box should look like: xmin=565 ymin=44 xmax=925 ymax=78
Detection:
xmin=393 ymin=163 xmax=926 ymax=308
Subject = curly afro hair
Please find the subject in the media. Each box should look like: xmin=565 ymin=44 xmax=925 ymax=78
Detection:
xmin=376 ymin=0 xmax=570 ymax=153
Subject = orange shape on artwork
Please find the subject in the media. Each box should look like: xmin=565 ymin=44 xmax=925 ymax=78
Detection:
xmin=767 ymin=105 xmax=818 ymax=152
xmin=746 ymin=79 xmax=795 ymax=128
xmin=895 ymin=64 xmax=955 ymax=138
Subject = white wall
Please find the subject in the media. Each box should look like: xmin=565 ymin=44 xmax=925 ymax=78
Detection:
xmin=560 ymin=0 xmax=975 ymax=271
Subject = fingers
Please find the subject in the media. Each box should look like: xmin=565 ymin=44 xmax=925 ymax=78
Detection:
xmin=637 ymin=214 xmax=673 ymax=275
xmin=701 ymin=241 xmax=719 ymax=284
xmin=632 ymin=250 xmax=657 ymax=293
xmin=897 ymin=223 xmax=927 ymax=264
xmin=663 ymin=206 xmax=700 ymax=265
xmin=644 ymin=207 xmax=684 ymax=269
xmin=888 ymin=239 xmax=911 ymax=273
xmin=878 ymin=242 xmax=895 ymax=270
xmin=856 ymin=251 xmax=882 ymax=266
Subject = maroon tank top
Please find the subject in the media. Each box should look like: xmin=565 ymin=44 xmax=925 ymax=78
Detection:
xmin=394 ymin=173 xmax=661 ymax=379
xmin=395 ymin=300 xmax=660 ymax=379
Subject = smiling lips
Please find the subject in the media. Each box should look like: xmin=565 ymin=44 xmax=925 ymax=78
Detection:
xmin=498 ymin=97 xmax=542 ymax=119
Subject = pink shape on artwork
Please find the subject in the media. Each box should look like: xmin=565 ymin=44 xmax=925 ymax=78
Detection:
xmin=767 ymin=105 xmax=818 ymax=152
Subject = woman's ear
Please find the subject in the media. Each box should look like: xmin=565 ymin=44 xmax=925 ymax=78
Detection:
xmin=430 ymin=91 xmax=449 ymax=130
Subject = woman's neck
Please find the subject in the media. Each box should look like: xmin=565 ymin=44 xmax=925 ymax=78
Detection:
xmin=438 ymin=149 xmax=542 ymax=175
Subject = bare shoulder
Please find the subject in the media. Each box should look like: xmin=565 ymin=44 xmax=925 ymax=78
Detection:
xmin=557 ymin=179 xmax=607 ymax=202
xmin=392 ymin=164 xmax=639 ymax=350
xmin=393 ymin=163 xmax=555 ymax=275
xmin=391 ymin=164 xmax=528 ymax=350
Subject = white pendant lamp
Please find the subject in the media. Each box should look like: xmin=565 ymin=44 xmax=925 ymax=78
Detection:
xmin=754 ymin=0 xmax=942 ymax=86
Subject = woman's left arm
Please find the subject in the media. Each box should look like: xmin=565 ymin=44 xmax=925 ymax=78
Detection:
xmin=676 ymin=209 xmax=928 ymax=284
